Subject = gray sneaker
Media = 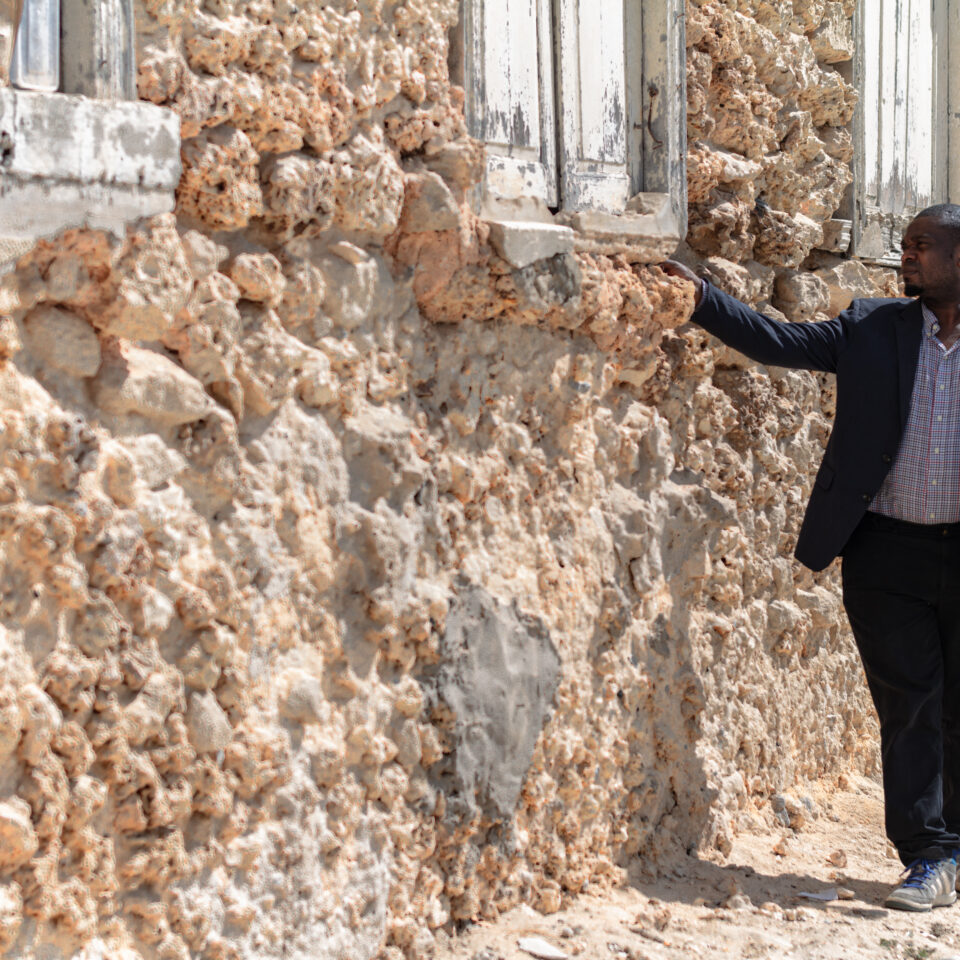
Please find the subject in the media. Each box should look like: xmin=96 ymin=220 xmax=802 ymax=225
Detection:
xmin=885 ymin=858 xmax=957 ymax=911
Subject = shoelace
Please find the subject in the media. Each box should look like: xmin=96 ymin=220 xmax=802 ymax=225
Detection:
xmin=900 ymin=858 xmax=943 ymax=889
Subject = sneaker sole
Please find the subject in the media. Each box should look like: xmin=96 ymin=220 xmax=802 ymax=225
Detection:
xmin=885 ymin=891 xmax=957 ymax=912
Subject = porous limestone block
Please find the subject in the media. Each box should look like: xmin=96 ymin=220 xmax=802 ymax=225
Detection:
xmin=400 ymin=171 xmax=461 ymax=232
xmin=95 ymin=215 xmax=194 ymax=340
xmin=319 ymin=246 xmax=390 ymax=331
xmin=817 ymin=218 xmax=852 ymax=253
xmin=815 ymin=258 xmax=897 ymax=315
xmin=229 ymin=252 xmax=286 ymax=305
xmin=93 ymin=344 xmax=214 ymax=426
xmin=278 ymin=669 xmax=326 ymax=724
xmin=773 ymin=271 xmax=831 ymax=322
xmin=0 ymin=882 xmax=21 ymax=954
xmin=0 ymin=798 xmax=38 ymax=868
xmin=186 ymin=691 xmax=232 ymax=754
xmin=810 ymin=1 xmax=854 ymax=63
xmin=19 ymin=684 xmax=60 ymax=766
xmin=120 ymin=434 xmax=188 ymax=490
xmin=124 ymin=673 xmax=178 ymax=746
xmin=23 ymin=305 xmax=101 ymax=377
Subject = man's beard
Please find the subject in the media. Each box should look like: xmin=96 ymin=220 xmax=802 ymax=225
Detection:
xmin=904 ymin=281 xmax=922 ymax=296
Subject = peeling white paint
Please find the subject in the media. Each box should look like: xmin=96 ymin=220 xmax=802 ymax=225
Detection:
xmin=461 ymin=0 xmax=557 ymax=206
xmin=853 ymin=0 xmax=946 ymax=262
xmin=458 ymin=0 xmax=685 ymax=229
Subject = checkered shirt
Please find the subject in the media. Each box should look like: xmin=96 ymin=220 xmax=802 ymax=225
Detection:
xmin=870 ymin=302 xmax=960 ymax=523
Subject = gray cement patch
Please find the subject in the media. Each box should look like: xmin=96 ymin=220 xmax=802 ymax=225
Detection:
xmin=429 ymin=584 xmax=560 ymax=822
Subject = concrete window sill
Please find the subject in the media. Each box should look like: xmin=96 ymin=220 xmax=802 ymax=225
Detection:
xmin=485 ymin=192 xmax=682 ymax=269
xmin=0 ymin=87 xmax=181 ymax=261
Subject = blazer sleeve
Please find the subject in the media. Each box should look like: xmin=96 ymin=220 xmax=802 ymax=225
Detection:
xmin=691 ymin=282 xmax=848 ymax=374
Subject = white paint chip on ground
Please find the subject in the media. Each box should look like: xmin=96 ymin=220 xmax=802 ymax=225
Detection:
xmin=517 ymin=936 xmax=568 ymax=960
xmin=797 ymin=888 xmax=838 ymax=901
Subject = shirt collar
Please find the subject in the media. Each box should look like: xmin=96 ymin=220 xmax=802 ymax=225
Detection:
xmin=921 ymin=301 xmax=940 ymax=336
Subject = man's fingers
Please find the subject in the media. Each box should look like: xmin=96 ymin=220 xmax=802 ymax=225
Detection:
xmin=657 ymin=260 xmax=703 ymax=307
xmin=659 ymin=260 xmax=698 ymax=283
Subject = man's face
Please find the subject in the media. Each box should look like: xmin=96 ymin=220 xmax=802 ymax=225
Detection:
xmin=901 ymin=217 xmax=960 ymax=298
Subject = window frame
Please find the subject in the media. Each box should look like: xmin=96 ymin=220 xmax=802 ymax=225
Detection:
xmin=634 ymin=0 xmax=687 ymax=233
xmin=453 ymin=0 xmax=687 ymax=239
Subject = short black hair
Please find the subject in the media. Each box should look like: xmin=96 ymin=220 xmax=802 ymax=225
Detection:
xmin=915 ymin=203 xmax=960 ymax=246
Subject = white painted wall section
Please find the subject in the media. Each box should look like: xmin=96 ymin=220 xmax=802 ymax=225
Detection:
xmin=0 ymin=88 xmax=181 ymax=248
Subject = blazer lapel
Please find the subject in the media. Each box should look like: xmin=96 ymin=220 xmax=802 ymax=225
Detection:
xmin=895 ymin=299 xmax=924 ymax=431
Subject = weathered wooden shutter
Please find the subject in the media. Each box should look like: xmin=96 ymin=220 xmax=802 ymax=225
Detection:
xmin=457 ymin=0 xmax=557 ymax=207
xmin=61 ymin=0 xmax=137 ymax=101
xmin=11 ymin=0 xmax=59 ymax=92
xmin=554 ymin=0 xmax=633 ymax=213
xmin=853 ymin=0 xmax=948 ymax=262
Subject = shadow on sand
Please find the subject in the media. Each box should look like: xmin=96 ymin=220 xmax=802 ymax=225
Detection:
xmin=629 ymin=854 xmax=896 ymax=918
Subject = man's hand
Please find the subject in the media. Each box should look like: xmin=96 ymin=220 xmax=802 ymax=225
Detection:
xmin=659 ymin=259 xmax=703 ymax=308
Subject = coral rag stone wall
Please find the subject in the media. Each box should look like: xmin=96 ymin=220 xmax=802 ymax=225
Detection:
xmin=0 ymin=0 xmax=893 ymax=957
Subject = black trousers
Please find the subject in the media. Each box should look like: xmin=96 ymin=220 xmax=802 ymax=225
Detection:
xmin=842 ymin=512 xmax=960 ymax=864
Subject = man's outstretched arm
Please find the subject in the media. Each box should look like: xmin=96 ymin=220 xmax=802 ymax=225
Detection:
xmin=659 ymin=260 xmax=846 ymax=374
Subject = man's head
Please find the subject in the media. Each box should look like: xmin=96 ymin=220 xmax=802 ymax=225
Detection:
xmin=901 ymin=204 xmax=960 ymax=300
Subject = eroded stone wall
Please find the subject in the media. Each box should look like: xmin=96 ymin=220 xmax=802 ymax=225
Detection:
xmin=0 ymin=0 xmax=890 ymax=957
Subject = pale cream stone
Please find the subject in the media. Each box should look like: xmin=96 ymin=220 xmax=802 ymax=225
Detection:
xmin=0 ymin=799 xmax=37 ymax=869
xmin=186 ymin=691 xmax=232 ymax=753
xmin=24 ymin=305 xmax=101 ymax=378
xmin=93 ymin=343 xmax=213 ymax=425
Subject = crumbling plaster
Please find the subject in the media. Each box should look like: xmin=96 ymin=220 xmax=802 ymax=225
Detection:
xmin=0 ymin=0 xmax=895 ymax=957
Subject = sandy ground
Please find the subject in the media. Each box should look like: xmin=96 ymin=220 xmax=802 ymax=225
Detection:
xmin=436 ymin=778 xmax=960 ymax=960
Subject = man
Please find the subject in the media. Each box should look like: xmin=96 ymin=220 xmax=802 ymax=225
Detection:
xmin=661 ymin=204 xmax=960 ymax=912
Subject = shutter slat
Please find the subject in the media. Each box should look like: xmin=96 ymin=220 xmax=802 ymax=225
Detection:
xmin=557 ymin=0 xmax=631 ymax=212
xmin=600 ymin=0 xmax=626 ymax=163
xmin=905 ymin=0 xmax=934 ymax=207
xmin=482 ymin=0 xmax=513 ymax=145
xmin=463 ymin=0 xmax=557 ymax=207
xmin=578 ymin=0 xmax=605 ymax=159
xmin=575 ymin=0 xmax=626 ymax=163
xmin=860 ymin=0 xmax=881 ymax=203
xmin=890 ymin=0 xmax=910 ymax=213
xmin=948 ymin=0 xmax=960 ymax=201
xmin=60 ymin=0 xmax=137 ymax=100
xmin=877 ymin=0 xmax=899 ymax=211
xmin=508 ymin=0 xmax=539 ymax=145
xmin=10 ymin=0 xmax=58 ymax=92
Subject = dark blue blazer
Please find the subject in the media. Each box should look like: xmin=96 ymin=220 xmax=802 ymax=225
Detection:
xmin=692 ymin=282 xmax=924 ymax=571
